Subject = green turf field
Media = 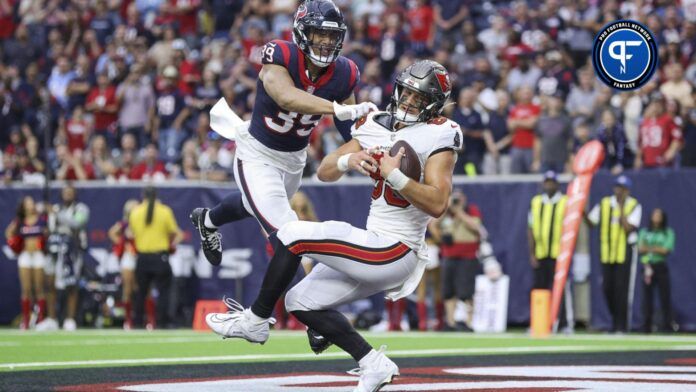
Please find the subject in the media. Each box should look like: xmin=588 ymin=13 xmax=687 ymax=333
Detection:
xmin=1 ymin=330 xmax=694 ymax=372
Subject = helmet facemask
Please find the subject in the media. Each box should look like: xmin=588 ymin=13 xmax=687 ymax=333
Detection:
xmin=391 ymin=83 xmax=433 ymax=124
xmin=296 ymin=24 xmax=345 ymax=67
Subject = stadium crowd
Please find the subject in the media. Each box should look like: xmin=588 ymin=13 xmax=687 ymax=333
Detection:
xmin=1 ymin=0 xmax=696 ymax=184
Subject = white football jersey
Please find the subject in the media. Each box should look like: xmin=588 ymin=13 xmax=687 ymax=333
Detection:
xmin=352 ymin=111 xmax=463 ymax=250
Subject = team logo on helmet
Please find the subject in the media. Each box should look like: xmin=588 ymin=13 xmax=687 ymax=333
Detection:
xmin=435 ymin=69 xmax=451 ymax=94
xmin=296 ymin=3 xmax=307 ymax=19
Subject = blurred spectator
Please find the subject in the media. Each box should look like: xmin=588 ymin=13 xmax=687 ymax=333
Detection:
xmin=117 ymin=62 xmax=155 ymax=148
xmin=636 ymin=95 xmax=683 ymax=169
xmin=452 ymin=88 xmax=489 ymax=174
xmin=533 ymin=91 xmax=572 ymax=173
xmin=559 ymin=0 xmax=598 ymax=68
xmin=682 ymin=99 xmax=696 ymax=167
xmin=431 ymin=191 xmax=481 ymax=332
xmin=660 ymin=63 xmax=694 ymax=109
xmin=506 ymin=53 xmax=541 ymax=93
xmin=565 ymin=68 xmax=598 ymax=124
xmin=482 ymin=90 xmax=512 ymax=175
xmin=66 ymin=56 xmax=96 ymax=113
xmin=198 ymin=132 xmax=232 ymax=181
xmin=508 ymin=86 xmax=540 ymax=173
xmin=130 ymin=143 xmax=168 ymax=181
xmin=48 ymin=56 xmax=77 ymax=111
xmin=379 ymin=14 xmax=408 ymax=80
xmin=406 ymin=0 xmax=434 ymax=56
xmin=528 ymin=171 xmax=572 ymax=330
xmin=152 ymin=65 xmax=190 ymax=162
xmin=86 ymin=72 xmax=120 ymax=148
xmin=433 ymin=0 xmax=468 ymax=47
xmin=596 ymin=109 xmax=629 ymax=174
xmin=638 ymin=208 xmax=676 ymax=333
xmin=54 ymin=145 xmax=96 ymax=181
xmin=188 ymin=69 xmax=220 ymax=119
xmin=86 ymin=135 xmax=116 ymax=180
xmin=2 ymin=24 xmax=39 ymax=71
xmin=477 ymin=15 xmax=508 ymax=68
xmin=586 ymin=175 xmax=642 ymax=333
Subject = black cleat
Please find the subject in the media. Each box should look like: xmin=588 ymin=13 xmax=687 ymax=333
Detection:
xmin=307 ymin=328 xmax=333 ymax=355
xmin=190 ymin=208 xmax=222 ymax=265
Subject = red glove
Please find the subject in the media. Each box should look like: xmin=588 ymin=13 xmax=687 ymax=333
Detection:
xmin=369 ymin=151 xmax=384 ymax=181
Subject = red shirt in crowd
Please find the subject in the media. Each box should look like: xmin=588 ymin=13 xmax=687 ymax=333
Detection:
xmin=508 ymin=103 xmax=541 ymax=149
xmin=129 ymin=161 xmax=168 ymax=180
xmin=171 ymin=0 xmax=200 ymax=35
xmin=638 ymin=114 xmax=683 ymax=167
xmin=63 ymin=162 xmax=96 ymax=180
xmin=178 ymin=60 xmax=201 ymax=96
xmin=86 ymin=86 xmax=118 ymax=131
xmin=65 ymin=118 xmax=89 ymax=153
xmin=407 ymin=5 xmax=433 ymax=43
xmin=0 ymin=0 xmax=16 ymax=39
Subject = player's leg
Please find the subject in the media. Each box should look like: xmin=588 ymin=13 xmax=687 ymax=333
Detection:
xmin=251 ymin=220 xmax=415 ymax=319
xmin=286 ymin=265 xmax=400 ymax=391
xmin=206 ymin=220 xmax=415 ymax=343
xmin=191 ymin=157 xmax=298 ymax=265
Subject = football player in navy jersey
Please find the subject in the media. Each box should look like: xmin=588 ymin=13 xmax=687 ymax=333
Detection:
xmin=190 ymin=0 xmax=378 ymax=265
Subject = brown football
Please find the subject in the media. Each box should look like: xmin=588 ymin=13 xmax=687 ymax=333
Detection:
xmin=390 ymin=140 xmax=421 ymax=181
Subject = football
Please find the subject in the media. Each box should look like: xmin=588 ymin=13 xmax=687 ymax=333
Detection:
xmin=369 ymin=140 xmax=422 ymax=181
xmin=390 ymin=140 xmax=422 ymax=181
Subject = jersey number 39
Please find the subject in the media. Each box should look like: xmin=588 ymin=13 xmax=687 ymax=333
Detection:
xmin=264 ymin=110 xmax=321 ymax=137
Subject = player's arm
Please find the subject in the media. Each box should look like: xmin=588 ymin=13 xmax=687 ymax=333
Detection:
xmin=260 ymin=64 xmax=376 ymax=121
xmin=381 ymin=149 xmax=456 ymax=218
xmin=334 ymin=94 xmax=357 ymax=142
xmin=316 ymin=139 xmax=379 ymax=182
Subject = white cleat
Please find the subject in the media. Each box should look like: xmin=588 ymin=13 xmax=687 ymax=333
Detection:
xmin=63 ymin=318 xmax=77 ymax=331
xmin=205 ymin=298 xmax=275 ymax=344
xmin=349 ymin=345 xmax=399 ymax=392
xmin=35 ymin=318 xmax=59 ymax=332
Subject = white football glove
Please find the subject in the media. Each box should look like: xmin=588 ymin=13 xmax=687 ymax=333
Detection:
xmin=333 ymin=101 xmax=379 ymax=121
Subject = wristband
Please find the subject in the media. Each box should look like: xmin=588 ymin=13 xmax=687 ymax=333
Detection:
xmin=337 ymin=154 xmax=351 ymax=172
xmin=385 ymin=169 xmax=410 ymax=191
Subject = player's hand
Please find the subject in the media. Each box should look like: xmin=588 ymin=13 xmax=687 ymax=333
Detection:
xmin=380 ymin=147 xmax=404 ymax=179
xmin=333 ymin=101 xmax=378 ymax=121
xmin=348 ymin=150 xmax=379 ymax=176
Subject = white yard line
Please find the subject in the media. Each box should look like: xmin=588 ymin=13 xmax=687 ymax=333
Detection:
xmin=3 ymin=344 xmax=696 ymax=370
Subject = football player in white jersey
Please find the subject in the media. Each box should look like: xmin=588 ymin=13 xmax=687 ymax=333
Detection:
xmin=205 ymin=60 xmax=462 ymax=392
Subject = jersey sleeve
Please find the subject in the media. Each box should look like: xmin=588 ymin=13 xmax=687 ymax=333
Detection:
xmin=337 ymin=58 xmax=361 ymax=103
xmin=350 ymin=112 xmax=381 ymax=148
xmin=260 ymin=40 xmax=292 ymax=68
xmin=428 ymin=119 xmax=464 ymax=157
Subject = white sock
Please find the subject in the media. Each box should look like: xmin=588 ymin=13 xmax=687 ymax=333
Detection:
xmin=204 ymin=211 xmax=218 ymax=230
xmin=358 ymin=349 xmax=378 ymax=367
xmin=247 ymin=310 xmax=268 ymax=324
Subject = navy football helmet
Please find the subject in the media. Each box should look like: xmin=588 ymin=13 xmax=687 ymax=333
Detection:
xmin=390 ymin=60 xmax=451 ymax=123
xmin=292 ymin=0 xmax=347 ymax=68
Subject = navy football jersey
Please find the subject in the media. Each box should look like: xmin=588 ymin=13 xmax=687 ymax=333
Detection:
xmin=249 ymin=40 xmax=360 ymax=152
